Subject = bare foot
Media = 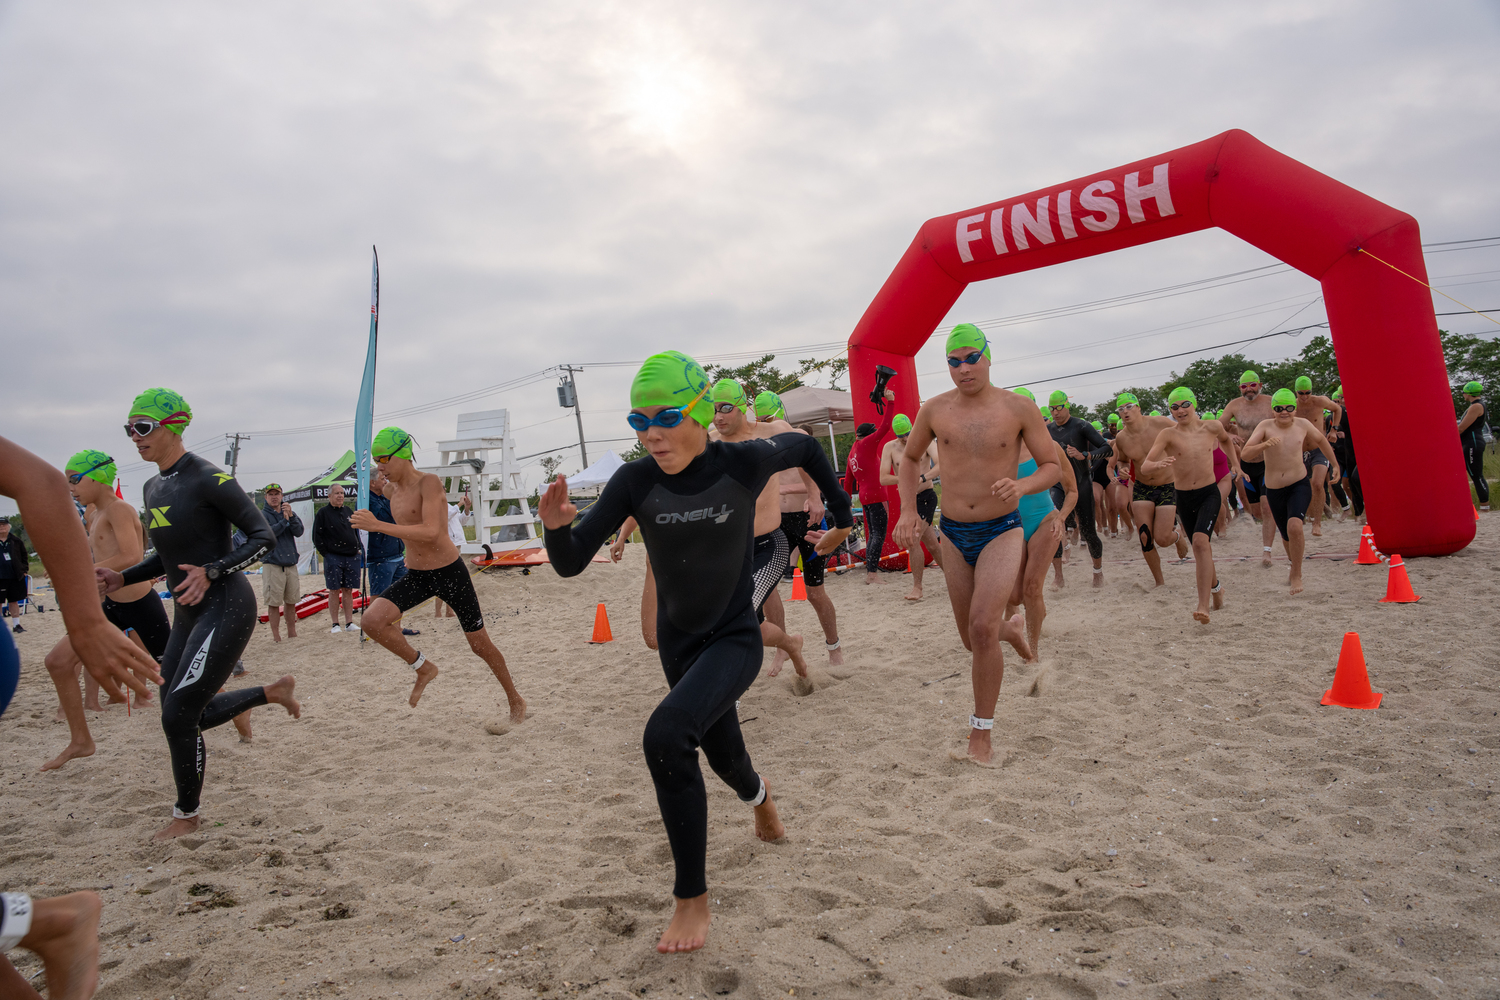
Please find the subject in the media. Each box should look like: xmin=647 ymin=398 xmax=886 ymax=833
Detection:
xmin=1289 ymin=571 xmax=1304 ymax=596
xmin=1091 ymin=570 xmax=1103 ymax=589
xmin=968 ymin=727 xmax=994 ymax=765
xmin=508 ymin=697 xmax=528 ymax=725
xmin=153 ymin=815 xmax=200 ymax=841
xmin=41 ymin=739 xmax=95 ymax=771
xmin=754 ymin=783 xmax=786 ymax=842
xmin=904 ymin=585 xmax=923 ymax=601
xmin=1261 ymin=549 xmax=1273 ymax=568
xmin=1051 ymin=571 xmax=1064 ymax=590
xmin=83 ymin=696 xmax=105 ymax=713
xmin=997 ymin=615 xmax=1032 ymax=662
xmin=23 ymin=890 xmax=102 ymax=1000
xmin=1311 ymin=522 xmax=1322 ymax=537
xmin=263 ymin=675 xmax=301 ymax=719
xmin=770 ymin=646 xmax=788 ymax=674
xmin=271 ymin=634 xmax=282 ymax=643
xmin=657 ymin=893 xmax=710 ymax=954
xmin=784 ymin=634 xmax=808 ymax=678
xmin=863 ymin=574 xmax=885 ymax=585
xmin=409 ymin=659 xmax=439 ymax=707
xmin=1211 ymin=583 xmax=1225 ymax=611
xmin=232 ymin=711 xmax=253 ymax=743
xmin=287 ymin=627 xmax=297 ymax=639
xmin=1193 ymin=609 xmax=1211 ymax=624
xmin=826 ymin=644 xmax=844 ymax=667
xmin=53 ymin=706 xmax=66 ymax=722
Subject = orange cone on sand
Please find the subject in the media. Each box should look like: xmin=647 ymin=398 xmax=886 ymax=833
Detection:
xmin=1321 ymin=631 xmax=1382 ymax=709
xmin=1354 ymin=526 xmax=1381 ymax=565
xmin=791 ymin=568 xmax=807 ymax=601
xmin=589 ymin=603 xmax=613 ymax=643
xmin=1378 ymin=554 xmax=1421 ymax=604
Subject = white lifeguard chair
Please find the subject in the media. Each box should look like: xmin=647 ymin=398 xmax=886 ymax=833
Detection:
xmin=420 ymin=409 xmax=540 ymax=554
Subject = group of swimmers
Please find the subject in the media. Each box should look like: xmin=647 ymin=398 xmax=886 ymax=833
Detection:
xmin=3 ymin=335 xmax=1489 ymax=979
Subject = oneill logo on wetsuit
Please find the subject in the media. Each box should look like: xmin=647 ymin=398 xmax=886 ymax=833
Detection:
xmin=655 ymin=504 xmax=734 ymax=525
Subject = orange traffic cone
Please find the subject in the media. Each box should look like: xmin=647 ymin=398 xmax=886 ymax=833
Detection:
xmin=1354 ymin=525 xmax=1381 ymax=565
xmin=1476 ymin=506 xmax=1482 ymax=521
xmin=1321 ymin=631 xmax=1382 ymax=709
xmin=791 ymin=568 xmax=807 ymax=601
xmin=1378 ymin=555 xmax=1420 ymax=604
xmin=589 ymin=602 xmax=613 ymax=643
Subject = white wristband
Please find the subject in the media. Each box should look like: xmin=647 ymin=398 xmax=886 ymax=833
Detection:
xmin=0 ymin=893 xmax=32 ymax=951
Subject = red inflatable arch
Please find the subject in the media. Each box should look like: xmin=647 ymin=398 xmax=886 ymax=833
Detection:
xmin=847 ymin=129 xmax=1473 ymax=557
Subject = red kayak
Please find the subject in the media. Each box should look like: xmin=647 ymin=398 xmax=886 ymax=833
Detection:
xmin=258 ymin=588 xmax=371 ymax=624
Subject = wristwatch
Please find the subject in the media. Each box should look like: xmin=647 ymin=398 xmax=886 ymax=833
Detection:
xmin=205 ymin=564 xmax=222 ymax=582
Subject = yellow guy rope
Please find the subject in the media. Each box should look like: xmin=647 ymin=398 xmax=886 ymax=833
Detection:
xmin=1358 ymin=248 xmax=1500 ymax=329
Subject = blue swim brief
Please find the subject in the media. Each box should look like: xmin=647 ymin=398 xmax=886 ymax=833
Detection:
xmin=940 ymin=510 xmax=1023 ymax=566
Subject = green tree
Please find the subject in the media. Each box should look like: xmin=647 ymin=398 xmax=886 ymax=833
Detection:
xmin=538 ymin=455 xmax=567 ymax=484
xmin=1440 ymin=329 xmax=1500 ymax=419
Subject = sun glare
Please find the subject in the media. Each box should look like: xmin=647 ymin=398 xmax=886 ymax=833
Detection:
xmin=594 ymin=23 xmax=731 ymax=155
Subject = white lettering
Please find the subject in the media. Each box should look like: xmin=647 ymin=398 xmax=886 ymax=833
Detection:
xmin=1079 ymin=180 xmax=1119 ymax=232
xmin=989 ymin=207 xmax=1008 ymax=255
xmin=655 ymin=504 xmax=734 ymax=525
xmin=1056 ymin=189 xmax=1077 ymax=239
xmin=1009 ymin=196 xmax=1055 ymax=250
xmin=1124 ymin=163 xmax=1175 ymax=223
xmin=955 ymin=213 xmax=986 ymax=263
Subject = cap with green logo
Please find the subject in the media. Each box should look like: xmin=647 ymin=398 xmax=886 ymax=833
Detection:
xmin=893 ymin=414 xmax=912 ymax=436
xmin=709 ymin=378 xmax=748 ymax=411
xmin=1464 ymin=380 xmax=1484 ymax=395
xmin=1271 ymin=388 xmax=1297 ymax=406
xmin=1239 ymin=370 xmax=1260 ymax=385
xmin=1167 ymin=387 xmax=1196 ymax=405
xmin=631 ymin=351 xmax=713 ymax=427
xmin=753 ymin=390 xmax=784 ymax=420
xmin=1013 ymin=387 xmax=1035 ymax=402
xmin=1048 ymin=390 xmax=1069 ymax=408
xmin=1332 ymin=385 xmax=1343 ymax=400
xmin=372 ymin=426 xmax=416 ymax=460
xmin=1116 ymin=392 xmax=1139 ymax=408
xmin=1091 ymin=420 xmax=1103 ymax=430
xmin=1294 ymin=375 xmax=1312 ymax=392
xmin=66 ymin=449 xmax=115 ymax=486
xmin=129 ymin=388 xmax=192 ymax=434
xmin=945 ymin=323 xmax=991 ymax=360
xmin=1108 ymin=413 xmax=1122 ymax=425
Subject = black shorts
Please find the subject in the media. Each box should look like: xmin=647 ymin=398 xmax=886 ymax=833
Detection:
xmin=1091 ymin=462 xmax=1109 ymax=488
xmin=778 ymin=512 xmax=826 ymax=588
xmin=1240 ymin=460 xmax=1267 ymax=504
xmin=1132 ymin=480 xmax=1175 ymax=508
xmin=381 ymin=557 xmax=485 ymax=632
xmin=752 ymin=530 xmax=790 ymax=623
xmin=1174 ymin=483 xmax=1221 ymax=540
xmin=0 ymin=578 xmax=25 ymax=603
xmin=1266 ymin=474 xmax=1312 ymax=540
xmin=1303 ymin=450 xmax=1330 ymax=471
xmin=103 ymin=591 xmax=172 ymax=659
xmin=915 ymin=488 xmax=938 ymax=525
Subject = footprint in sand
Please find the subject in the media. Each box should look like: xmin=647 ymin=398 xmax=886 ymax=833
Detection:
xmin=484 ymin=719 xmax=513 ymax=735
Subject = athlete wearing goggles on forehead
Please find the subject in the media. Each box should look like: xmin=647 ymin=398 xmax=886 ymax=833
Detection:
xmin=67 ymin=456 xmax=115 ymax=485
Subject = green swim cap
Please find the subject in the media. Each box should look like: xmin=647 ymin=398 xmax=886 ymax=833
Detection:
xmin=1240 ymin=370 xmax=1260 ymax=385
xmin=1108 ymin=413 xmax=1121 ymax=425
xmin=893 ymin=413 xmax=912 ymax=436
xmin=1091 ymin=420 xmax=1103 ymax=430
xmin=372 ymin=426 xmax=416 ymax=460
xmin=1294 ymin=375 xmax=1312 ymax=392
xmin=1167 ymin=386 xmax=1196 ymax=405
xmin=945 ymin=323 xmax=991 ymax=360
xmin=1116 ymin=392 xmax=1139 ymax=408
xmin=753 ymin=390 xmax=784 ymax=420
xmin=710 ymin=378 xmax=748 ymax=411
xmin=1271 ymin=388 xmax=1296 ymax=406
xmin=1048 ymin=390 xmax=1068 ymax=408
xmin=129 ymin=388 xmax=192 ymax=434
xmin=631 ymin=351 xmax=713 ymax=428
xmin=1332 ymin=385 xmax=1343 ymax=400
xmin=66 ymin=449 xmax=116 ymax=486
xmin=1149 ymin=410 xmax=1161 ymax=416
xmin=1464 ymin=380 xmax=1483 ymax=394
xmin=1013 ymin=387 xmax=1035 ymax=402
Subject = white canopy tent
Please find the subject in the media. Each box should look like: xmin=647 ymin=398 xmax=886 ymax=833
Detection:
xmin=778 ymin=386 xmax=855 ymax=472
xmin=567 ymin=450 xmax=625 ymax=490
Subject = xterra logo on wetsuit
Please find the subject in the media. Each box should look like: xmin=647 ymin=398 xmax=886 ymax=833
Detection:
xmin=213 ymin=473 xmax=235 ymax=486
xmin=655 ymin=504 xmax=734 ymax=525
xmin=150 ymin=506 xmax=172 ymax=527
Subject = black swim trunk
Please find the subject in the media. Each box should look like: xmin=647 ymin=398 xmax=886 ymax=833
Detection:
xmin=0 ymin=579 xmax=25 ymax=604
xmin=381 ymin=557 xmax=485 ymax=632
xmin=916 ymin=488 xmax=938 ymax=525
xmin=752 ymin=530 xmax=790 ymax=623
xmin=778 ymin=512 xmax=826 ymax=588
xmin=1240 ymin=460 xmax=1267 ymax=504
xmin=1132 ymin=480 xmax=1175 ymax=508
xmin=1091 ymin=461 xmax=1109 ymax=488
xmin=1303 ymin=450 xmax=1330 ymax=471
xmin=103 ymin=591 xmax=172 ymax=660
xmin=1266 ymin=474 xmax=1312 ymax=540
xmin=1173 ymin=483 xmax=1221 ymax=540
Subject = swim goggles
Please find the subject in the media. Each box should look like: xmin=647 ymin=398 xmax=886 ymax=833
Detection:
xmin=373 ymin=432 xmax=413 ymax=462
xmin=1167 ymin=401 xmax=1193 ymax=411
xmin=1272 ymin=405 xmax=1296 ymax=414
xmin=626 ymin=382 xmax=712 ymax=432
xmin=67 ymin=456 xmax=115 ymax=485
xmin=124 ymin=413 xmax=189 ymax=438
xmin=946 ymin=351 xmax=985 ymax=368
xmin=713 ymin=402 xmax=740 ymax=414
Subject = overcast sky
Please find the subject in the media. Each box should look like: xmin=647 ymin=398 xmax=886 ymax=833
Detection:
xmin=4 ymin=0 xmax=1499 ymax=514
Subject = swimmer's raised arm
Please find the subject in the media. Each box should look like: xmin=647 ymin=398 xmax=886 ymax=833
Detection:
xmin=544 ymin=473 xmax=633 ymax=576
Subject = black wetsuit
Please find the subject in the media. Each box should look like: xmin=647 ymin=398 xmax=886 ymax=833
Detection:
xmin=1461 ymin=403 xmax=1489 ymax=505
xmin=1048 ymin=416 xmax=1106 ymax=561
xmin=546 ymin=434 xmax=851 ymax=900
xmin=1334 ymin=409 xmax=1362 ymax=516
xmin=120 ymin=452 xmax=274 ymax=818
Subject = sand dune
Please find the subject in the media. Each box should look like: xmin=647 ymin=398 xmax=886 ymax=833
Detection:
xmin=3 ymin=512 xmax=1497 ymax=999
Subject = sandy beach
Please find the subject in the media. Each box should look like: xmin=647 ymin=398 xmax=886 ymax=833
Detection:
xmin=4 ymin=512 xmax=1498 ymax=999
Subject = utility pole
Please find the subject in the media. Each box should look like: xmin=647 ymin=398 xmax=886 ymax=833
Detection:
xmin=224 ymin=434 xmax=249 ymax=478
xmin=557 ymin=366 xmax=588 ymax=469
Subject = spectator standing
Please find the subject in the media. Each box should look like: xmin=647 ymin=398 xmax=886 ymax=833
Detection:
xmin=258 ymin=484 xmax=304 ymax=642
xmin=0 ymin=521 xmax=27 ymax=631
xmin=365 ymin=468 xmax=407 ymax=596
xmin=312 ymin=485 xmax=361 ymax=633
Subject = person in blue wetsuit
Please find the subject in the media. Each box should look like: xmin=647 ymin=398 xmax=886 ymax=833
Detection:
xmin=98 ymin=389 xmax=302 ymax=841
xmin=1002 ymin=389 xmax=1076 ymax=661
xmin=540 ymin=352 xmax=852 ymax=956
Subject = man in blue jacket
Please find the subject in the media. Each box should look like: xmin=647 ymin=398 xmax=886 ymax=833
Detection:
xmin=259 ymin=484 xmax=305 ymax=641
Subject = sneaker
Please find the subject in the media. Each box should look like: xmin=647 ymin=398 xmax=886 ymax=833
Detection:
xmin=344 ymin=623 xmax=361 ymax=634
xmin=231 ymin=660 xmax=246 ymax=677
xmin=11 ymin=624 xmax=22 ymax=634
xmin=330 ymin=624 xmax=342 ymax=634
xmin=401 ymin=627 xmax=421 ymax=636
